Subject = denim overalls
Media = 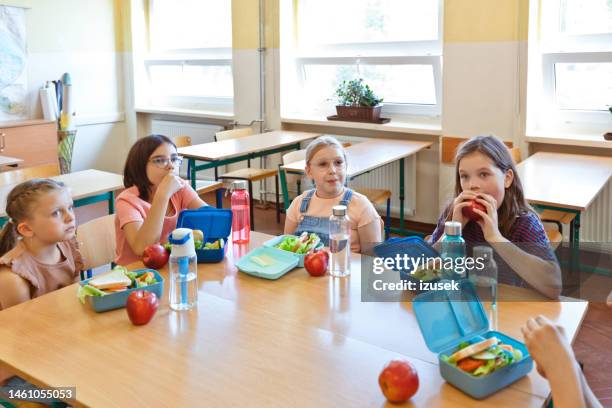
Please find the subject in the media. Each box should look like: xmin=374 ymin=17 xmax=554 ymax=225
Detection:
xmin=294 ymin=188 xmax=353 ymax=246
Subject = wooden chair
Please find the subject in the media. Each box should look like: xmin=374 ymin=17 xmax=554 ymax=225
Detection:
xmin=0 ymin=163 xmax=60 ymax=186
xmin=215 ymin=128 xmax=280 ymax=229
xmin=172 ymin=136 xmax=223 ymax=202
xmin=510 ymin=147 xmax=566 ymax=249
xmin=76 ymin=214 xmax=116 ymax=279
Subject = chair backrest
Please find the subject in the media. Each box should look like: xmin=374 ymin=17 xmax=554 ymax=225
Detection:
xmin=77 ymin=214 xmax=117 ymax=270
xmin=509 ymin=147 xmax=521 ymax=164
xmin=0 ymin=163 xmax=61 ymax=186
xmin=282 ymin=149 xmax=307 ymax=185
xmin=172 ymin=135 xmax=192 ymax=148
xmin=215 ymin=127 xmax=253 ymax=142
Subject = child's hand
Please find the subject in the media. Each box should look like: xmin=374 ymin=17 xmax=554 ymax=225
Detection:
xmin=157 ymin=173 xmax=185 ymax=200
xmin=521 ymin=316 xmax=577 ymax=380
xmin=473 ymin=193 xmax=504 ymax=242
xmin=451 ymin=191 xmax=480 ymax=227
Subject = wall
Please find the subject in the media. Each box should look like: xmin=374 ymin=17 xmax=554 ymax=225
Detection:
xmin=1 ymin=0 xmax=128 ymax=173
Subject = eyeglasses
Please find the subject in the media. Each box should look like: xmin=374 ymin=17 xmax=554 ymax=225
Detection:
xmin=149 ymin=156 xmax=183 ymax=169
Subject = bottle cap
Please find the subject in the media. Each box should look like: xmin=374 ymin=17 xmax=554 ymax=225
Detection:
xmin=444 ymin=221 xmax=462 ymax=236
xmin=232 ymin=180 xmax=248 ymax=190
xmin=332 ymin=205 xmax=347 ymax=216
xmin=473 ymin=245 xmax=493 ymax=262
xmin=169 ymin=228 xmax=196 ymax=257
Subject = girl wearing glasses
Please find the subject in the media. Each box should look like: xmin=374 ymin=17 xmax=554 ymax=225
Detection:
xmin=284 ymin=136 xmax=382 ymax=254
xmin=114 ymin=134 xmax=207 ymax=265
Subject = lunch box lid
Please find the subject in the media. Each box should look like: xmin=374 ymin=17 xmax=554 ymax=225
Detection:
xmin=176 ymin=206 xmax=232 ymax=239
xmin=412 ymin=279 xmax=489 ymax=353
xmin=373 ymin=236 xmax=440 ymax=275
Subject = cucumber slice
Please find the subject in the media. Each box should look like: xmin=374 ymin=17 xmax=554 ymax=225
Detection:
xmin=472 ymin=351 xmax=498 ymax=360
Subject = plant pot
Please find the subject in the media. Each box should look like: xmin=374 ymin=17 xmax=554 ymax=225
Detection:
xmin=336 ymin=105 xmax=382 ymax=122
xmin=604 ymin=132 xmax=612 ymax=141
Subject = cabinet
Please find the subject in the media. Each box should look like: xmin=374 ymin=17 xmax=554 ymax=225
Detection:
xmin=0 ymin=120 xmax=58 ymax=168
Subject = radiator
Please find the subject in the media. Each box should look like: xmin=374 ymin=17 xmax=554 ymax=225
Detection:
xmin=150 ymin=120 xmax=224 ymax=181
xmin=580 ymin=179 xmax=612 ymax=243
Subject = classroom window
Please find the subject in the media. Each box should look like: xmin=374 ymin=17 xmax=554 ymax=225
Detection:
xmin=145 ymin=0 xmax=233 ymax=109
xmin=281 ymin=0 xmax=443 ymax=118
xmin=529 ymin=0 xmax=612 ymax=132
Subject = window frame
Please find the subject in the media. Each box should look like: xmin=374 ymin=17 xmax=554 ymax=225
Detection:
xmin=145 ymin=0 xmax=234 ymax=108
xmin=285 ymin=0 xmax=444 ymax=118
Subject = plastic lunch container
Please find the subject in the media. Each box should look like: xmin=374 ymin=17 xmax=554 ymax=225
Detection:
xmin=176 ymin=206 xmax=232 ymax=263
xmin=412 ymin=279 xmax=533 ymax=399
xmin=79 ymin=268 xmax=164 ymax=313
xmin=263 ymin=234 xmax=324 ymax=267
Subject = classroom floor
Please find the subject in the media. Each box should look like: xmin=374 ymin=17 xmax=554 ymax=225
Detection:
xmin=76 ymin=191 xmax=612 ymax=406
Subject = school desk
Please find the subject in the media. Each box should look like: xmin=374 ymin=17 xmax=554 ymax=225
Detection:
xmin=0 ymin=155 xmax=23 ymax=169
xmin=178 ymin=131 xmax=320 ymax=207
xmin=0 ymin=169 xmax=123 ymax=225
xmin=517 ymin=152 xmax=612 ymax=276
xmin=0 ymin=231 xmax=588 ymax=407
xmin=280 ymin=139 xmax=432 ymax=236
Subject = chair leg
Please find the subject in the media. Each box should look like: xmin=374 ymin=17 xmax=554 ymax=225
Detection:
xmin=275 ymin=174 xmax=280 ymax=224
xmin=385 ymin=198 xmax=391 ymax=241
xmin=248 ymin=180 xmax=255 ymax=231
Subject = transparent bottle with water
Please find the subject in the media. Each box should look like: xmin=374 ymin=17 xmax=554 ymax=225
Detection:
xmin=329 ymin=205 xmax=350 ymax=277
xmin=169 ymin=228 xmax=198 ymax=311
xmin=471 ymin=246 xmax=498 ymax=330
xmin=440 ymin=221 xmax=466 ymax=279
xmin=231 ymin=180 xmax=250 ymax=244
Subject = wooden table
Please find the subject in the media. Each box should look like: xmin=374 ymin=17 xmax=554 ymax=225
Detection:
xmin=0 ymin=232 xmax=588 ymax=407
xmin=280 ymin=139 xmax=432 ymax=236
xmin=0 ymin=155 xmax=23 ymax=169
xmin=178 ymin=131 xmax=320 ymax=207
xmin=0 ymin=169 xmax=124 ymax=224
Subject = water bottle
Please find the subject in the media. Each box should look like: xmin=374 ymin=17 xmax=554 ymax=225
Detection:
xmin=329 ymin=205 xmax=350 ymax=277
xmin=231 ymin=180 xmax=250 ymax=243
xmin=168 ymin=228 xmax=198 ymax=311
xmin=440 ymin=221 xmax=466 ymax=279
xmin=471 ymin=246 xmax=498 ymax=330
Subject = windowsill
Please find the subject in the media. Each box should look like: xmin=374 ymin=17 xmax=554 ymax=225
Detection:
xmin=525 ymin=130 xmax=612 ymax=149
xmin=134 ymin=106 xmax=234 ymax=121
xmin=281 ymin=112 xmax=442 ymax=136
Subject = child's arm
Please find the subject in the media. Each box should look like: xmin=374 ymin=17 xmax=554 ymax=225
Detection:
xmin=522 ymin=316 xmax=592 ymax=408
xmin=357 ymin=220 xmax=382 ymax=253
xmin=123 ymin=174 xmax=185 ymax=256
xmin=473 ymin=195 xmax=562 ymax=299
xmin=187 ymin=196 xmax=207 ymax=209
xmin=0 ymin=268 xmax=31 ymax=310
xmin=283 ymin=197 xmax=300 ymax=235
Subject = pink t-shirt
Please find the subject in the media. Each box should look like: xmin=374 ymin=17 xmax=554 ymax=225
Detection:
xmin=286 ymin=189 xmax=382 ymax=253
xmin=114 ymin=185 xmax=200 ymax=265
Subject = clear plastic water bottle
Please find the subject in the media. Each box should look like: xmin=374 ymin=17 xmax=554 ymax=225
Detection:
xmin=471 ymin=246 xmax=498 ymax=330
xmin=440 ymin=221 xmax=466 ymax=278
xmin=329 ymin=205 xmax=350 ymax=277
xmin=231 ymin=180 xmax=250 ymax=244
xmin=169 ymin=228 xmax=198 ymax=311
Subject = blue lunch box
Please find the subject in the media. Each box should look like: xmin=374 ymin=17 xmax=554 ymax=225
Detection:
xmin=79 ymin=268 xmax=164 ymax=313
xmin=176 ymin=206 xmax=232 ymax=263
xmin=374 ymin=236 xmax=441 ymax=293
xmin=413 ymin=279 xmax=533 ymax=399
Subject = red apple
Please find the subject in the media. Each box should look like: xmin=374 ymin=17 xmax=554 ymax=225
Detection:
xmin=378 ymin=360 xmax=419 ymax=403
xmin=461 ymin=199 xmax=486 ymax=222
xmin=304 ymin=250 xmax=329 ymax=277
xmin=142 ymin=244 xmax=169 ymax=269
xmin=126 ymin=290 xmax=159 ymax=326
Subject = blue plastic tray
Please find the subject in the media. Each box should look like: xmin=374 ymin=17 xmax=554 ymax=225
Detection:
xmin=79 ymin=269 xmax=164 ymax=313
xmin=263 ymin=234 xmax=324 ymax=267
xmin=236 ymin=246 xmax=300 ymax=280
xmin=413 ymin=280 xmax=533 ymax=399
xmin=176 ymin=206 xmax=232 ymax=263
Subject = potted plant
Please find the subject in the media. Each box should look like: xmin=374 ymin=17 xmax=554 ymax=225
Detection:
xmin=333 ymin=78 xmax=384 ymax=123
